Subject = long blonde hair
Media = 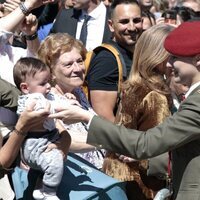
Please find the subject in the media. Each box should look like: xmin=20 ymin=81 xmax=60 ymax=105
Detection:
xmin=124 ymin=24 xmax=174 ymax=94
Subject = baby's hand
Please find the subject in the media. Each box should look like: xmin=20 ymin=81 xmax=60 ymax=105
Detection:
xmin=64 ymin=93 xmax=76 ymax=100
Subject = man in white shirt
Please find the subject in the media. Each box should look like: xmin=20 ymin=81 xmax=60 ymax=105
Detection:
xmin=50 ymin=0 xmax=112 ymax=50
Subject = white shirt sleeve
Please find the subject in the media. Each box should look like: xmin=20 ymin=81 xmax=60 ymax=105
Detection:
xmin=0 ymin=30 xmax=13 ymax=46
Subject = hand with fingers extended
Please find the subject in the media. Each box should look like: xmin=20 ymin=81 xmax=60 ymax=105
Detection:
xmin=49 ymin=103 xmax=93 ymax=125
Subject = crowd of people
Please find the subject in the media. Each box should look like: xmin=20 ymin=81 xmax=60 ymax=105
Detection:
xmin=0 ymin=0 xmax=200 ymax=199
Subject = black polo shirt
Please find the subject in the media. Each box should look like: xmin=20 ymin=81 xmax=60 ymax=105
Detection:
xmin=87 ymin=41 xmax=133 ymax=91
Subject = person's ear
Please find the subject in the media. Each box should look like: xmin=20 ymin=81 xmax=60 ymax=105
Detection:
xmin=108 ymin=19 xmax=115 ymax=33
xmin=20 ymin=83 xmax=29 ymax=94
xmin=193 ymin=55 xmax=200 ymax=71
xmin=195 ymin=54 xmax=200 ymax=67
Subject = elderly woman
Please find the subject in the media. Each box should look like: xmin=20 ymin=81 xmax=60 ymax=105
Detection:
xmin=37 ymin=33 xmax=104 ymax=169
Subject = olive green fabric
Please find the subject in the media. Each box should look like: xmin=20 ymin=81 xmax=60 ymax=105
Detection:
xmin=0 ymin=78 xmax=21 ymax=112
xmin=87 ymin=85 xmax=200 ymax=200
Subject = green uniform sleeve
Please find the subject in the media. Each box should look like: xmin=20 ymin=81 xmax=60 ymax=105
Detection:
xmin=0 ymin=78 xmax=21 ymax=112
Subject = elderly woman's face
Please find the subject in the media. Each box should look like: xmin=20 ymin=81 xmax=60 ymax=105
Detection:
xmin=53 ymin=47 xmax=85 ymax=92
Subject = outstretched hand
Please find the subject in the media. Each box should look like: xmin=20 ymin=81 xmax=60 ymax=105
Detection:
xmin=49 ymin=103 xmax=93 ymax=125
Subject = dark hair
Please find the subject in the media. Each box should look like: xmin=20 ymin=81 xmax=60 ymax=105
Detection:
xmin=162 ymin=6 xmax=198 ymax=22
xmin=13 ymin=57 xmax=49 ymax=90
xmin=110 ymin=0 xmax=139 ymax=18
xmin=162 ymin=9 xmax=177 ymax=20
xmin=174 ymin=6 xmax=197 ymax=21
xmin=142 ymin=10 xmax=156 ymax=26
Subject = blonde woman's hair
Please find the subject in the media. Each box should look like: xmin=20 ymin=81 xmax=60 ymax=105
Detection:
xmin=124 ymin=24 xmax=174 ymax=94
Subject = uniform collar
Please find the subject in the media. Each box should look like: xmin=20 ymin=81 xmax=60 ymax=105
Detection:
xmin=185 ymin=81 xmax=200 ymax=98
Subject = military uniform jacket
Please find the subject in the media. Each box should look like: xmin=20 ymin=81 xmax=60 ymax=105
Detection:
xmin=87 ymin=85 xmax=200 ymax=200
xmin=0 ymin=78 xmax=20 ymax=111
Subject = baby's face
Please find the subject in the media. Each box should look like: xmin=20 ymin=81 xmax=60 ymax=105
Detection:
xmin=25 ymin=69 xmax=51 ymax=96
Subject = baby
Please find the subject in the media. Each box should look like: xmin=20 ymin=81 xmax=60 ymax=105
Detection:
xmin=13 ymin=57 xmax=73 ymax=200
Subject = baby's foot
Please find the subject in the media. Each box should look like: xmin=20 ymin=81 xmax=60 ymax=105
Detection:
xmin=33 ymin=189 xmax=60 ymax=200
xmin=33 ymin=189 xmax=44 ymax=200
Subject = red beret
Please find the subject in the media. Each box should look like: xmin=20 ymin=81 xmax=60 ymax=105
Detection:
xmin=164 ymin=21 xmax=200 ymax=57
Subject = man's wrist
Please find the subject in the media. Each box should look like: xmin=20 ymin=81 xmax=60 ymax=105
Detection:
xmin=19 ymin=2 xmax=30 ymax=16
xmin=23 ymin=1 xmax=33 ymax=13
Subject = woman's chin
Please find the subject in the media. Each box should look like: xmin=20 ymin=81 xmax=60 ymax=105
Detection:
xmin=71 ymin=82 xmax=84 ymax=89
